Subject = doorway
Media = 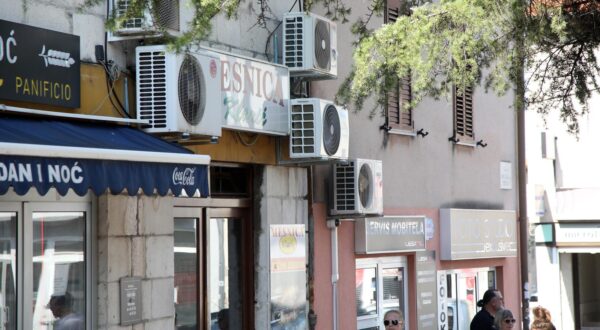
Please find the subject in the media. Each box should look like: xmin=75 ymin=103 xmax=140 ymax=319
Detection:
xmin=356 ymin=257 xmax=408 ymax=330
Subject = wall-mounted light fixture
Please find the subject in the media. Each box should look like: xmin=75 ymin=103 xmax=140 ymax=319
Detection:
xmin=379 ymin=124 xmax=392 ymax=132
xmin=448 ymin=135 xmax=460 ymax=143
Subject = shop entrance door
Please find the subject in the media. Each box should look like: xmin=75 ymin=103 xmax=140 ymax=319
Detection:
xmin=356 ymin=257 xmax=408 ymax=330
xmin=445 ymin=269 xmax=496 ymax=330
xmin=173 ymin=205 xmax=253 ymax=330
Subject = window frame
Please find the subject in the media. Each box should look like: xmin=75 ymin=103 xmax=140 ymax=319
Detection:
xmin=356 ymin=256 xmax=409 ymax=330
xmin=385 ymin=0 xmax=414 ymax=135
xmin=452 ymin=84 xmax=476 ymax=146
xmin=0 ymin=191 xmax=94 ymax=330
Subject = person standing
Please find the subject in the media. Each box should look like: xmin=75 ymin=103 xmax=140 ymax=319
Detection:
xmin=383 ymin=309 xmax=405 ymax=329
xmin=531 ymin=306 xmax=556 ymax=330
xmin=470 ymin=289 xmax=504 ymax=330
xmin=494 ymin=309 xmax=516 ymax=330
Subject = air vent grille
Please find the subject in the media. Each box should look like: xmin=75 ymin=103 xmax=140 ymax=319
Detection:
xmin=335 ymin=161 xmax=356 ymax=211
xmin=155 ymin=0 xmax=180 ymax=31
xmin=322 ymin=105 xmax=340 ymax=156
xmin=314 ymin=19 xmax=331 ymax=70
xmin=178 ymin=54 xmax=206 ymax=125
xmin=284 ymin=15 xmax=304 ymax=68
xmin=116 ymin=0 xmax=145 ymax=29
xmin=290 ymin=103 xmax=316 ymax=154
xmin=138 ymin=50 xmax=167 ymax=129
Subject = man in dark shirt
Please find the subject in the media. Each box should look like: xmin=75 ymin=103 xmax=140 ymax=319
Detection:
xmin=470 ymin=289 xmax=504 ymax=330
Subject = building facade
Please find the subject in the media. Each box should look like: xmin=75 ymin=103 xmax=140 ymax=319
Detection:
xmin=526 ymin=96 xmax=600 ymax=330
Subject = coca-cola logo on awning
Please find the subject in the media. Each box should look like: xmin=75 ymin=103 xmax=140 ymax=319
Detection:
xmin=172 ymin=167 xmax=196 ymax=186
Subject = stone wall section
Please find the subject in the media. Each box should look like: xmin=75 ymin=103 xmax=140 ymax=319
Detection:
xmin=97 ymin=194 xmax=175 ymax=330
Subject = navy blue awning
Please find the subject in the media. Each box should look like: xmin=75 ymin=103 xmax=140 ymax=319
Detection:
xmin=0 ymin=116 xmax=210 ymax=197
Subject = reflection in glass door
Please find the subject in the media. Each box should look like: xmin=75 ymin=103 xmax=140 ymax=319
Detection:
xmin=31 ymin=211 xmax=86 ymax=330
xmin=208 ymin=217 xmax=243 ymax=330
xmin=174 ymin=217 xmax=199 ymax=330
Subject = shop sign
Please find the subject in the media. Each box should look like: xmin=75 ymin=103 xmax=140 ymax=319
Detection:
xmin=269 ymin=224 xmax=307 ymax=329
xmin=219 ymin=51 xmax=289 ymax=135
xmin=437 ymin=271 xmax=448 ymax=330
xmin=0 ymin=19 xmax=80 ymax=108
xmin=355 ymin=216 xmax=426 ymax=254
xmin=555 ymin=223 xmax=600 ymax=246
xmin=120 ymin=277 xmax=142 ymax=326
xmin=440 ymin=209 xmax=517 ymax=260
xmin=416 ymin=251 xmax=438 ymax=330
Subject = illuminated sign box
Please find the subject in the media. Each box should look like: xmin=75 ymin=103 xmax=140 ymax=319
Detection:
xmin=0 ymin=19 xmax=80 ymax=108
xmin=440 ymin=209 xmax=517 ymax=260
xmin=355 ymin=216 xmax=426 ymax=254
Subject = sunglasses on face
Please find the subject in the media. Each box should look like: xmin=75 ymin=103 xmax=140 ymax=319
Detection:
xmin=504 ymin=319 xmax=517 ymax=324
xmin=384 ymin=320 xmax=400 ymax=326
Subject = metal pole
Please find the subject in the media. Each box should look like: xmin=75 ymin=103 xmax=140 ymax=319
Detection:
xmin=327 ymin=219 xmax=340 ymax=330
xmin=515 ymin=1 xmax=530 ymax=326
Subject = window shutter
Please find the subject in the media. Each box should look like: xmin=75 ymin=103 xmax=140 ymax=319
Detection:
xmin=454 ymin=85 xmax=474 ymax=142
xmin=385 ymin=0 xmax=413 ymax=131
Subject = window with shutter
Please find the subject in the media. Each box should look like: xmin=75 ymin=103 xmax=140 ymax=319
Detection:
xmin=453 ymin=85 xmax=474 ymax=143
xmin=385 ymin=0 xmax=413 ymax=132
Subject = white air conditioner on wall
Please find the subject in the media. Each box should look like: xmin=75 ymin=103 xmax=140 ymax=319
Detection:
xmin=283 ymin=12 xmax=338 ymax=79
xmin=289 ymin=98 xmax=349 ymax=159
xmin=109 ymin=0 xmax=180 ymax=38
xmin=136 ymin=45 xmax=222 ymax=137
xmin=331 ymin=159 xmax=383 ymax=215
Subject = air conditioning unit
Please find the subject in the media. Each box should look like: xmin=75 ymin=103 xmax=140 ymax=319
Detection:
xmin=283 ymin=12 xmax=337 ymax=79
xmin=136 ymin=45 xmax=222 ymax=137
xmin=290 ymin=98 xmax=349 ymax=159
xmin=331 ymin=159 xmax=383 ymax=215
xmin=109 ymin=0 xmax=179 ymax=37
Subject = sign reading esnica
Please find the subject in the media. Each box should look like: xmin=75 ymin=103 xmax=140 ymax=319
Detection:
xmin=219 ymin=51 xmax=290 ymax=135
xmin=0 ymin=19 xmax=80 ymax=108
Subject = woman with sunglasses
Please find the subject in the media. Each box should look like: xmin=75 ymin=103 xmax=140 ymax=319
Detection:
xmin=493 ymin=309 xmax=516 ymax=330
xmin=383 ymin=309 xmax=404 ymax=329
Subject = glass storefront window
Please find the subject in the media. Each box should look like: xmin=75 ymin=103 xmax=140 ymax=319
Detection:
xmin=382 ymin=267 xmax=404 ymax=318
xmin=32 ymin=212 xmax=85 ymax=330
xmin=174 ymin=218 xmax=198 ymax=330
xmin=356 ymin=268 xmax=377 ymax=317
xmin=0 ymin=212 xmax=17 ymax=330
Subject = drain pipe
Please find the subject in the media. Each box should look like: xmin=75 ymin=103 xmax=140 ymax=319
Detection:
xmin=327 ymin=219 xmax=340 ymax=330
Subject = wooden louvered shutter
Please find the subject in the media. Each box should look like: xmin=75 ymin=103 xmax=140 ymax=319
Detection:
xmin=385 ymin=0 xmax=413 ymax=131
xmin=453 ymin=85 xmax=474 ymax=142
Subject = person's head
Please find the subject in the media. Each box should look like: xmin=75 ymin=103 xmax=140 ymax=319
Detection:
xmin=477 ymin=289 xmax=504 ymax=313
xmin=531 ymin=306 xmax=554 ymax=330
xmin=217 ymin=308 xmax=229 ymax=330
xmin=47 ymin=292 xmax=73 ymax=318
xmin=532 ymin=306 xmax=552 ymax=322
xmin=383 ymin=309 xmax=404 ymax=329
xmin=494 ymin=309 xmax=516 ymax=330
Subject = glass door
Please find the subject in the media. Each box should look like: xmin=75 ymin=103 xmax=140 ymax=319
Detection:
xmin=356 ymin=257 xmax=408 ymax=330
xmin=173 ymin=208 xmax=202 ymax=330
xmin=0 ymin=203 xmax=19 ymax=330
xmin=207 ymin=208 xmax=253 ymax=330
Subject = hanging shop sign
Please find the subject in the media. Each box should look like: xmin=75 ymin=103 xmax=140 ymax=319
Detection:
xmin=355 ymin=216 xmax=426 ymax=254
xmin=217 ymin=50 xmax=290 ymax=136
xmin=416 ymin=251 xmax=438 ymax=330
xmin=440 ymin=209 xmax=517 ymax=260
xmin=0 ymin=19 xmax=80 ymax=108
